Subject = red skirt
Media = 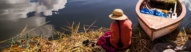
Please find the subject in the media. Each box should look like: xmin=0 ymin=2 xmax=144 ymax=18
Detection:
xmin=96 ymin=31 xmax=128 ymax=52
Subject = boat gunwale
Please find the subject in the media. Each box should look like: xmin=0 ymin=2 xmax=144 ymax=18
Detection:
xmin=135 ymin=0 xmax=186 ymax=31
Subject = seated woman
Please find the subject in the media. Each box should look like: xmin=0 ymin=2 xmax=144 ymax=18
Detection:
xmin=97 ymin=9 xmax=132 ymax=52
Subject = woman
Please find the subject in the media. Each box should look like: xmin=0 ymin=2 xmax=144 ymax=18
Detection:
xmin=97 ymin=9 xmax=132 ymax=52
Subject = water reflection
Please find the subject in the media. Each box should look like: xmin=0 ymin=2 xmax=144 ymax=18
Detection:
xmin=0 ymin=0 xmax=67 ymax=42
xmin=47 ymin=0 xmax=139 ymax=31
xmin=46 ymin=0 xmax=191 ymax=31
xmin=182 ymin=0 xmax=191 ymax=11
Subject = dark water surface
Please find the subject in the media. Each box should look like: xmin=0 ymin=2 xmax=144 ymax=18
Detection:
xmin=0 ymin=0 xmax=191 ymax=49
xmin=47 ymin=0 xmax=191 ymax=30
xmin=47 ymin=0 xmax=139 ymax=30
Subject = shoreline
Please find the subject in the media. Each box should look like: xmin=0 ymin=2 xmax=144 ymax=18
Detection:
xmin=1 ymin=24 xmax=191 ymax=52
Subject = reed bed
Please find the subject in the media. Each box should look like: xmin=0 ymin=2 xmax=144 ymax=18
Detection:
xmin=1 ymin=22 xmax=191 ymax=52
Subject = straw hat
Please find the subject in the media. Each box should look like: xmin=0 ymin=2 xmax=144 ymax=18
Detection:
xmin=109 ymin=9 xmax=127 ymax=20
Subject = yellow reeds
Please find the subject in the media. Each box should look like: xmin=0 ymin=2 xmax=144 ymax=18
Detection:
xmin=1 ymin=22 xmax=191 ymax=52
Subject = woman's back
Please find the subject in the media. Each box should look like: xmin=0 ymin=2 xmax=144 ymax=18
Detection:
xmin=110 ymin=19 xmax=132 ymax=49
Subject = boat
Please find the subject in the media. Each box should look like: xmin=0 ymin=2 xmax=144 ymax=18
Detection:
xmin=135 ymin=0 xmax=186 ymax=40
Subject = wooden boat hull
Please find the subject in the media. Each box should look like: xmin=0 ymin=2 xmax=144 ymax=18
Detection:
xmin=138 ymin=17 xmax=181 ymax=40
xmin=136 ymin=0 xmax=186 ymax=40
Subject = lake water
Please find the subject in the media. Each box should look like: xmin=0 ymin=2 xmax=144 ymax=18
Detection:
xmin=46 ymin=0 xmax=191 ymax=30
xmin=47 ymin=0 xmax=139 ymax=30
xmin=0 ymin=0 xmax=191 ymax=46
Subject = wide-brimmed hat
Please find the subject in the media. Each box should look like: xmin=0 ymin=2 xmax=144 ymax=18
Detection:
xmin=109 ymin=9 xmax=127 ymax=20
